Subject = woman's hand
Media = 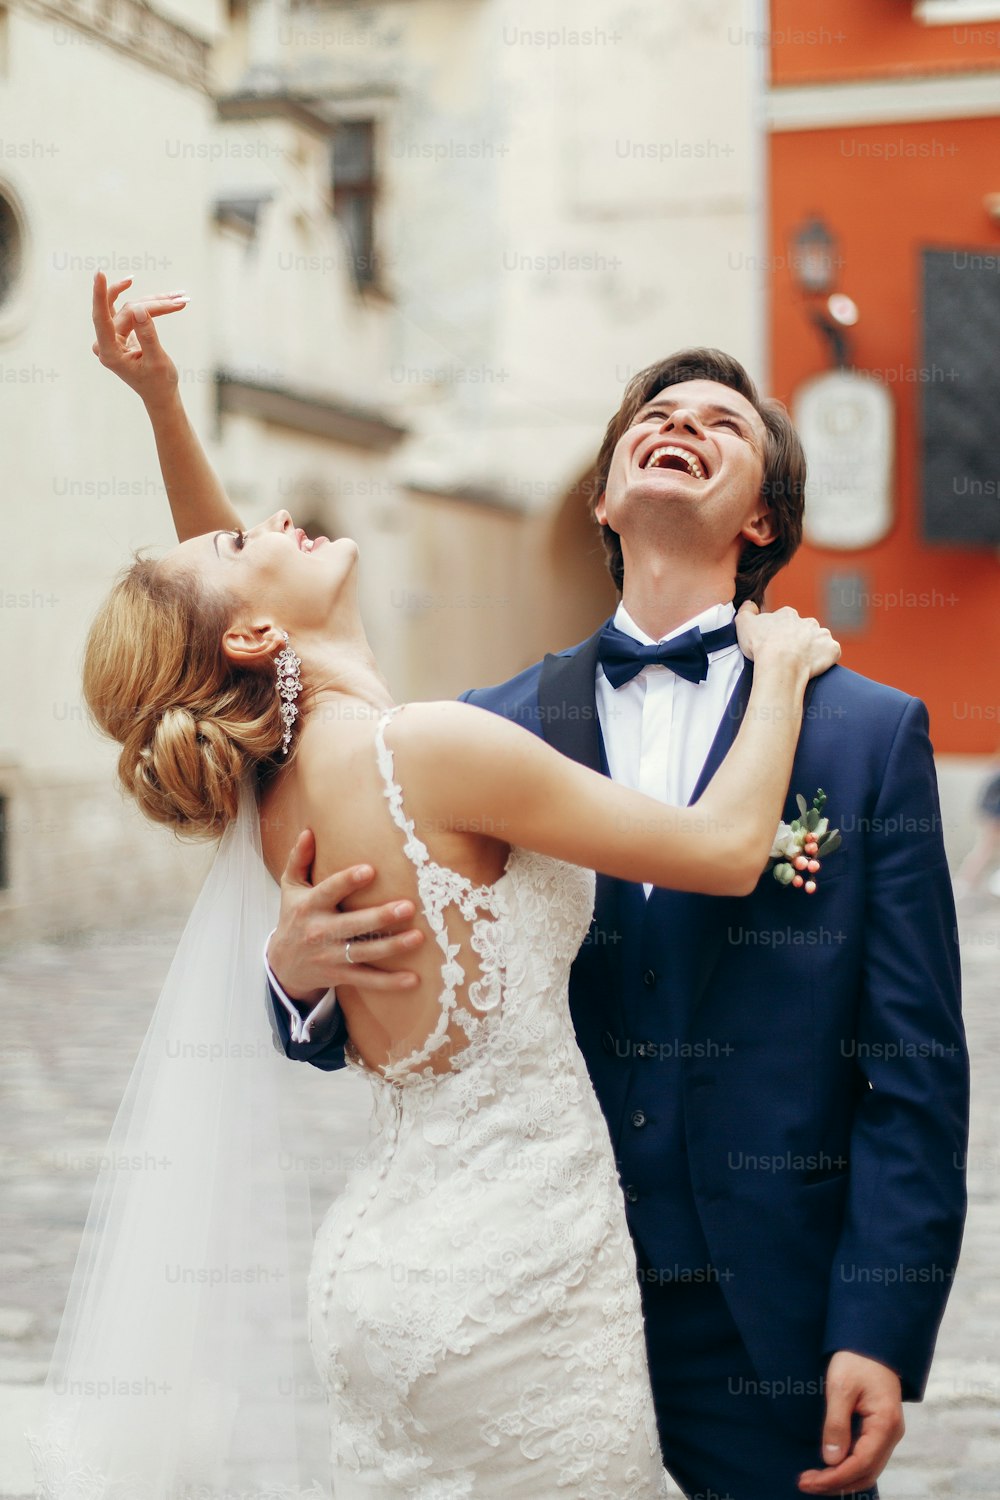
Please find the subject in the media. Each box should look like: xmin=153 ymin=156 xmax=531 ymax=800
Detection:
xmin=91 ymin=270 xmax=242 ymax=540
xmin=91 ymin=271 xmax=188 ymax=413
xmin=736 ymin=601 xmax=841 ymax=680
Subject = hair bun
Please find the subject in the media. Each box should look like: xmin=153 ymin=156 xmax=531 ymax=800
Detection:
xmin=84 ymin=558 xmax=289 ymax=841
xmin=128 ymin=705 xmax=241 ymax=838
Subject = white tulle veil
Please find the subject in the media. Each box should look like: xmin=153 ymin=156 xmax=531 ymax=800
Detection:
xmin=27 ymin=780 xmax=332 ymax=1498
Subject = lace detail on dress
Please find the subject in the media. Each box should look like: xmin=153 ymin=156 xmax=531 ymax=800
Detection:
xmin=373 ymin=706 xmax=510 ymax=1085
xmin=309 ymin=706 xmax=668 ymax=1496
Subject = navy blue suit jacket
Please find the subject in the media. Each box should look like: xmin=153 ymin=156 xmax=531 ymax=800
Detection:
xmin=268 ymin=623 xmax=968 ymax=1416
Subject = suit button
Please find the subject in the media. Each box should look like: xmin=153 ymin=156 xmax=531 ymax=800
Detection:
xmin=601 ymin=1030 xmax=616 ymax=1056
xmin=624 ymin=1185 xmax=640 ymax=1203
xmin=643 ymin=969 xmax=657 ymax=989
xmin=631 ymin=1110 xmax=647 ymax=1128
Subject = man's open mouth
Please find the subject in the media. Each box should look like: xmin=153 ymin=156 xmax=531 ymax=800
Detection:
xmin=640 ymin=444 xmax=708 ymax=481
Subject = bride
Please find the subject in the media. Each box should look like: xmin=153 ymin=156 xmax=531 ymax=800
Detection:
xmin=31 ymin=275 xmax=838 ymax=1500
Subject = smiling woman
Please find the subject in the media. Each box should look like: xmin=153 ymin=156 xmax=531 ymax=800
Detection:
xmin=82 ymin=512 xmax=361 ymax=838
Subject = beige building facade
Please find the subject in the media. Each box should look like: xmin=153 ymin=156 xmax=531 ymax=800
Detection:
xmin=0 ymin=0 xmax=767 ymax=941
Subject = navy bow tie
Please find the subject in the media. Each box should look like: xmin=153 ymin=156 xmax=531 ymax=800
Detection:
xmin=597 ymin=620 xmax=740 ymax=689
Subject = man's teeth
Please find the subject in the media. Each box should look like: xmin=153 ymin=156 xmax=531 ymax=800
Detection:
xmin=646 ymin=445 xmax=705 ymax=480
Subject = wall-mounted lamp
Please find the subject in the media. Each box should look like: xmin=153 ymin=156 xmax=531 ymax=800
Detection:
xmin=790 ymin=215 xmax=857 ymax=368
xmin=791 ymin=216 xmax=837 ymax=295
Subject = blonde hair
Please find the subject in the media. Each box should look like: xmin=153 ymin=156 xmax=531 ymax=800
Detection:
xmin=83 ymin=557 xmax=286 ymax=840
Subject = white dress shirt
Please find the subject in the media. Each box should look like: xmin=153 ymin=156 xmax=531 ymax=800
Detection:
xmin=265 ymin=930 xmax=332 ymax=1045
xmin=595 ymin=600 xmax=746 ymax=896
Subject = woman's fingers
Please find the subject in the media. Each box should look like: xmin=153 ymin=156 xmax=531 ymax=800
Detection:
xmin=90 ymin=270 xmax=184 ymax=402
xmin=111 ymin=296 xmax=189 ymax=339
xmin=93 ymin=271 xmax=188 ymax=357
xmin=128 ymin=304 xmax=165 ymax=355
xmin=91 ymin=271 xmax=120 ymax=360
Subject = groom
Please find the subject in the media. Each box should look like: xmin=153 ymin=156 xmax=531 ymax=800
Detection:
xmin=265 ymin=349 xmax=969 ymax=1499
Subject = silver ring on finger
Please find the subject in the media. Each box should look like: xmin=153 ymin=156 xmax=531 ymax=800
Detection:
xmin=345 ymin=941 xmax=355 ymax=966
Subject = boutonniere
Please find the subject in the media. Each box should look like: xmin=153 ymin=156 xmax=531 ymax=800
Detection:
xmin=770 ymin=789 xmax=842 ymax=893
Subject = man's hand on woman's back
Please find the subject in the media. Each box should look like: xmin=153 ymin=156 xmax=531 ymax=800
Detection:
xmin=267 ymin=829 xmax=423 ymax=1005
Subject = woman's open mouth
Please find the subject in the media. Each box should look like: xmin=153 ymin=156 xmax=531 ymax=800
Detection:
xmin=295 ymin=528 xmax=331 ymax=552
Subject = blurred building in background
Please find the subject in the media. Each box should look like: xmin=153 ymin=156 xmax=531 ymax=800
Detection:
xmin=764 ymin=0 xmax=1000 ymax=820
xmin=0 ymin=0 xmax=996 ymax=942
xmin=0 ymin=0 xmax=764 ymax=940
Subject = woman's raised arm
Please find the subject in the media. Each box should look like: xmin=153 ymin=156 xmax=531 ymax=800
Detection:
xmin=91 ymin=271 xmax=243 ymax=541
xmin=391 ymin=606 xmax=839 ymax=899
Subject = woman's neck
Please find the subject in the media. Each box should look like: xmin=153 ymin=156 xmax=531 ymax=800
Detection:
xmin=296 ymin=635 xmax=395 ymax=734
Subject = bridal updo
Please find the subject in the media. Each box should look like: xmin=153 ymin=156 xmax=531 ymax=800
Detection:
xmin=83 ymin=557 xmax=287 ymax=839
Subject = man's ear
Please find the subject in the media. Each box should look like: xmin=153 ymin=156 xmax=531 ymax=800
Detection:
xmin=741 ymin=500 xmax=776 ymax=549
xmin=222 ymin=621 xmax=285 ymax=669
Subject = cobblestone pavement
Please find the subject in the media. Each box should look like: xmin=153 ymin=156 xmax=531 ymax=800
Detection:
xmin=0 ymin=896 xmax=997 ymax=1498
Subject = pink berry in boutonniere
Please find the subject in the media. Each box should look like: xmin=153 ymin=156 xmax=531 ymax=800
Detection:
xmin=768 ymin=789 xmax=842 ymax=893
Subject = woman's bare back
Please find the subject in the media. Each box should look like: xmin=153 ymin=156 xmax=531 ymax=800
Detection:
xmin=259 ymin=704 xmax=512 ymax=1074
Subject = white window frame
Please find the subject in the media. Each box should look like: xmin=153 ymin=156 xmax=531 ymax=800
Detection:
xmin=915 ymin=0 xmax=1000 ymax=23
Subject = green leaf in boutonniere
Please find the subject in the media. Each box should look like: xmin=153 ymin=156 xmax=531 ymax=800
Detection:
xmin=769 ymin=788 xmax=841 ymax=893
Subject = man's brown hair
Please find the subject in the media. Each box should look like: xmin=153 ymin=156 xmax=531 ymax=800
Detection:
xmin=590 ymin=349 xmax=806 ymax=606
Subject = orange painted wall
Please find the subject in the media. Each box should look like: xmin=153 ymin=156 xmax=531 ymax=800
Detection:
xmin=770 ymin=0 xmax=1000 ymax=84
xmin=767 ymin=114 xmax=1000 ymax=753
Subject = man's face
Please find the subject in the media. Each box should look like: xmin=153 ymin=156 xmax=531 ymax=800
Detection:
xmin=596 ymin=378 xmax=773 ymax=564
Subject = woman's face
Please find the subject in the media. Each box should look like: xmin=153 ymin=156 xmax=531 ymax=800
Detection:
xmin=163 ymin=511 xmax=360 ymax=642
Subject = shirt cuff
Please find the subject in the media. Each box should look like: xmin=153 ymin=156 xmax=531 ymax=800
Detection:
xmin=264 ymin=928 xmax=331 ymax=1045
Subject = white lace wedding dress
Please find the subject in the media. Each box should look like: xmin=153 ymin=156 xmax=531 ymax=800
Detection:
xmin=306 ymin=708 xmax=668 ymax=1497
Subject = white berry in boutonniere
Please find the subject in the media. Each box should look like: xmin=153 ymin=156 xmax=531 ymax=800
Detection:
xmin=770 ymin=789 xmax=842 ymax=893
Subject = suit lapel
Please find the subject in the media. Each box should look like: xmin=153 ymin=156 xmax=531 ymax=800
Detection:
xmin=539 ymin=637 xmax=756 ymax=1003
xmin=687 ymin=659 xmax=754 ymax=806
xmin=542 ymin=638 xmax=807 ymax=1016
xmin=536 ymin=624 xmax=607 ymax=772
xmin=539 ymin=623 xmax=622 ymax=998
xmin=643 ymin=659 xmax=755 ymax=1011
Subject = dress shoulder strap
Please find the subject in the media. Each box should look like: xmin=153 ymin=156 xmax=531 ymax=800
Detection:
xmin=374 ymin=706 xmax=430 ymax=871
xmin=369 ymin=704 xmax=513 ymax=1082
